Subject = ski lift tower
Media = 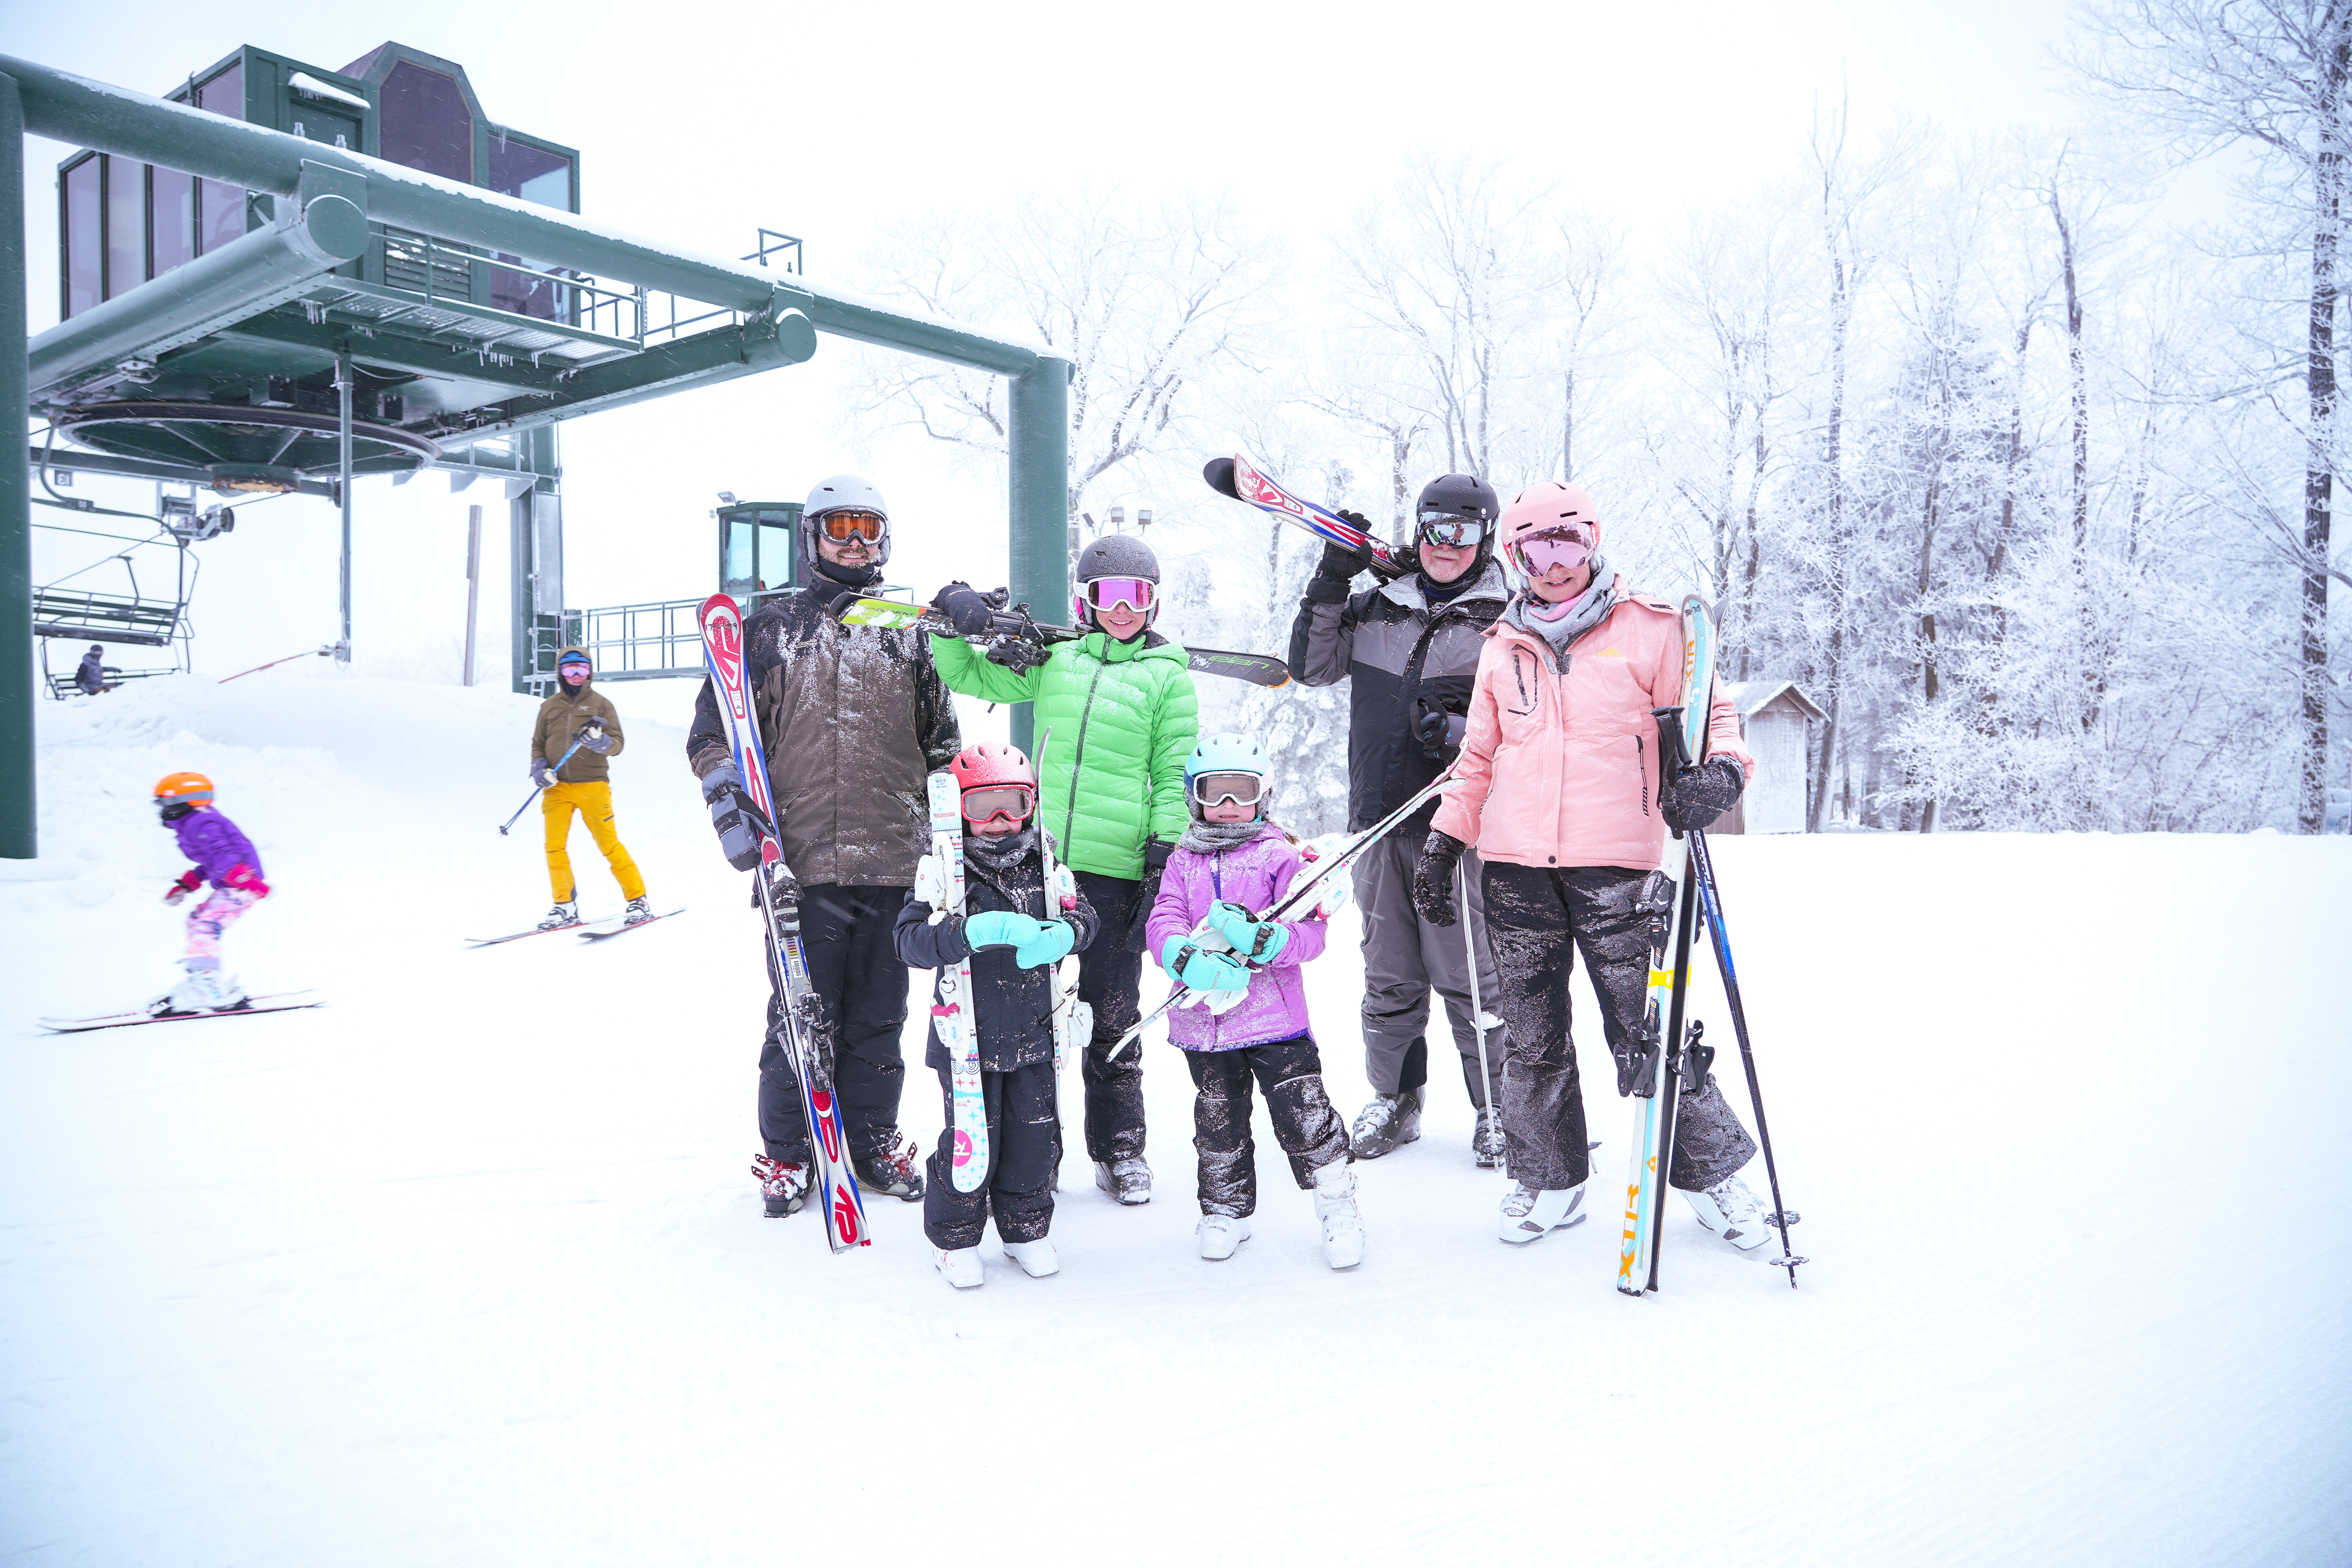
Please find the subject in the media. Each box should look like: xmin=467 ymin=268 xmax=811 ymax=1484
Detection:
xmin=0 ymin=45 xmax=1072 ymax=858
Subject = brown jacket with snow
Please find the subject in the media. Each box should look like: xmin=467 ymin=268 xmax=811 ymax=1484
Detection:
xmin=531 ymin=649 xmax=626 ymax=784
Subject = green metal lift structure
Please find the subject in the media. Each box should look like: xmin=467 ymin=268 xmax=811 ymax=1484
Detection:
xmin=0 ymin=44 xmax=1072 ymax=859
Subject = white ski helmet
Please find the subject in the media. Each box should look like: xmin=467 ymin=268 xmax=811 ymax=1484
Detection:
xmin=1184 ymin=731 xmax=1272 ymax=819
xmin=802 ymin=473 xmax=892 ymax=570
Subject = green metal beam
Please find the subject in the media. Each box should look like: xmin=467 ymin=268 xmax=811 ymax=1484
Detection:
xmin=0 ymin=71 xmax=31 ymax=856
xmin=1006 ymin=358 xmax=1072 ymax=757
xmin=27 ymin=442 xmax=338 ymax=498
xmin=3 ymin=53 xmax=1049 ymax=378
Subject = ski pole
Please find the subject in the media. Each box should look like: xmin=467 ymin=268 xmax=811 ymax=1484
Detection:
xmin=1685 ymin=827 xmax=1806 ymax=1288
xmin=498 ymin=732 xmax=589 ymax=835
xmin=1457 ymin=855 xmax=1506 ymax=1180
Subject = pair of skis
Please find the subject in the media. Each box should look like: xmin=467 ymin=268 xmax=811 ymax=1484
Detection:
xmin=699 ymin=593 xmax=872 ymax=1253
xmin=1618 ymin=596 xmax=1805 ymax=1294
xmin=462 ymin=909 xmax=685 ymax=948
xmin=39 ymin=991 xmax=324 ymax=1033
xmin=1113 ymin=772 xmax=1465 ymax=1058
xmin=836 ymin=595 xmax=1292 ymax=690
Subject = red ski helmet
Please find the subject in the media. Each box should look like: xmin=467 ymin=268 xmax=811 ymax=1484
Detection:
xmin=949 ymin=742 xmax=1037 ymax=825
xmin=1499 ymin=481 xmax=1601 ymax=571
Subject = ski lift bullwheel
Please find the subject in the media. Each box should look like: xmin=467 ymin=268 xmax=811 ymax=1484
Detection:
xmin=52 ymin=402 xmax=443 ymax=494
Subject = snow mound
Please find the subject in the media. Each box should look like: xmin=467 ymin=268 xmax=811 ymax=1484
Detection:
xmin=3 ymin=675 xmax=2348 ymax=1566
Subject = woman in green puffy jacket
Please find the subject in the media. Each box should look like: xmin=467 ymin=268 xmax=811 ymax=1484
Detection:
xmin=929 ymin=535 xmax=1199 ymax=1206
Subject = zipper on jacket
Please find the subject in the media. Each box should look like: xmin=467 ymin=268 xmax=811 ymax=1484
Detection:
xmin=1061 ymin=656 xmax=1111 ymax=859
xmin=1637 ymin=733 xmax=1650 ymax=816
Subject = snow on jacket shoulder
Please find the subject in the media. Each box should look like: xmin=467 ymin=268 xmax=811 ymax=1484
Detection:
xmin=685 ymin=574 xmax=960 ymax=887
xmin=930 ymin=629 xmax=1198 ymax=881
xmin=1143 ymin=823 xmax=1328 ymax=1051
xmin=1430 ymin=581 xmax=1754 ymax=873
xmin=170 ymin=808 xmax=262 ymax=888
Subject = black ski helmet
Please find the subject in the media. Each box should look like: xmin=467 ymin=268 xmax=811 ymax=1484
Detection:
xmin=1411 ymin=473 xmax=1502 ymax=576
xmin=1073 ymin=533 xmax=1162 ymax=629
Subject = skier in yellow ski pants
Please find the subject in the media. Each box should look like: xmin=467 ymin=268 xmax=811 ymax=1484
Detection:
xmin=543 ymin=781 xmax=644 ymax=905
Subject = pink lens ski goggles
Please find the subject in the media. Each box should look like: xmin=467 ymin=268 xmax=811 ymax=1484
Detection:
xmin=1513 ymin=528 xmax=1592 ymax=576
xmin=1077 ymin=576 xmax=1156 ymax=616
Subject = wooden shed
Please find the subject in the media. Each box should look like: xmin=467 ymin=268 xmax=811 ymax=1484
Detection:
xmin=1715 ymin=680 xmax=1826 ymax=834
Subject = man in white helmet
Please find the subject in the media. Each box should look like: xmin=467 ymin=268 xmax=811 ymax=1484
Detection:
xmin=687 ymin=474 xmax=962 ymax=1219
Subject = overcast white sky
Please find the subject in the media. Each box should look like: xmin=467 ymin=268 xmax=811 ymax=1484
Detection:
xmin=13 ymin=0 xmax=2091 ymax=682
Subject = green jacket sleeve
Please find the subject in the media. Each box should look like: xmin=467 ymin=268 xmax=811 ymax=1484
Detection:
xmin=1147 ymin=659 xmax=1200 ymax=845
xmin=929 ymin=632 xmax=1043 ymax=705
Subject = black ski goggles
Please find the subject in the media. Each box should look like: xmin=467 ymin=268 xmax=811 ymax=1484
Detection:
xmin=1189 ymin=772 xmax=1266 ymax=807
xmin=1416 ymin=510 xmax=1489 ymax=549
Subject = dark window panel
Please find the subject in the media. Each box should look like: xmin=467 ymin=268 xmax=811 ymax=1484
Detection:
xmin=199 ymin=180 xmax=246 ymax=256
xmin=488 ymin=136 xmax=570 ymax=209
xmin=487 ymin=253 xmax=564 ymax=322
xmin=378 ymin=61 xmax=472 ymax=183
xmin=64 ymin=156 xmax=100 ymax=318
xmin=195 ymin=60 xmax=243 ymax=117
xmin=105 ymin=156 xmax=146 ymax=299
xmin=150 ymin=166 xmax=195 ymax=278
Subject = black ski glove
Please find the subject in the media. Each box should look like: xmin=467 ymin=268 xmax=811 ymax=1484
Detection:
xmin=931 ymin=580 xmax=997 ymax=638
xmin=1411 ymin=830 xmax=1468 ymax=927
xmin=575 ymin=718 xmax=613 ymax=754
xmin=700 ymin=762 xmax=774 ymax=873
xmin=1659 ymin=756 xmax=1744 ymax=833
xmin=1128 ymin=841 xmax=1172 ymax=953
xmin=531 ymin=756 xmax=554 ymax=789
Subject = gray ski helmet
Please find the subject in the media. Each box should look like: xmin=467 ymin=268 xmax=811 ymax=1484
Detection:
xmin=1412 ymin=473 xmax=1502 ymax=570
xmin=802 ymin=473 xmax=891 ymax=568
xmin=1074 ymin=533 xmax=1162 ymax=628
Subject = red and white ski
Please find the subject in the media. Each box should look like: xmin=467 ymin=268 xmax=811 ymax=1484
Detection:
xmin=698 ymin=592 xmax=871 ymax=1253
xmin=576 ymin=908 xmax=686 ymax=941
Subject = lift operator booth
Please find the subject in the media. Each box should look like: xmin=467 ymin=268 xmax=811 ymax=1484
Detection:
xmin=0 ymin=42 xmax=1073 ymax=858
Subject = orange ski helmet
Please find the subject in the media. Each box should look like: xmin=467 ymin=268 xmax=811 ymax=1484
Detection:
xmin=153 ymin=771 xmax=215 ymax=806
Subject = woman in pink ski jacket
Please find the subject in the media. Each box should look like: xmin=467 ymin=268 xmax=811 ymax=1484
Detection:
xmin=1410 ymin=482 xmax=1774 ymax=1253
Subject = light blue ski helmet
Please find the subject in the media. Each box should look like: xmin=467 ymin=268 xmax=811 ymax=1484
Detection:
xmin=1185 ymin=732 xmax=1272 ymax=818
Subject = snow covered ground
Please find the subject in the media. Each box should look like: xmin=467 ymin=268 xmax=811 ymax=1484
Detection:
xmin=4 ymin=674 xmax=2348 ymax=1566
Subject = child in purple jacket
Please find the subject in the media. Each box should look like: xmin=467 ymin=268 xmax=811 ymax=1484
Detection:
xmin=151 ymin=770 xmax=271 ymax=1016
xmin=1145 ymin=733 xmax=1365 ymax=1269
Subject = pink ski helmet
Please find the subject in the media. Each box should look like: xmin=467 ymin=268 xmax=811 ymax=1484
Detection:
xmin=948 ymin=742 xmax=1037 ymax=826
xmin=1499 ymin=482 xmax=1601 ymax=575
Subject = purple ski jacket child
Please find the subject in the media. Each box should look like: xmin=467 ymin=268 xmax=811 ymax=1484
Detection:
xmin=1145 ymin=822 xmax=1328 ymax=1051
xmin=170 ymin=808 xmax=265 ymax=890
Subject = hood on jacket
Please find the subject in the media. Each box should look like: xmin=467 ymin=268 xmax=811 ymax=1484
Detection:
xmin=554 ymin=645 xmax=596 ymax=699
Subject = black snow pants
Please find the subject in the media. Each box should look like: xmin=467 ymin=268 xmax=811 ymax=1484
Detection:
xmin=1480 ymin=863 xmax=1758 ymax=1194
xmin=1074 ymin=870 xmax=1148 ymax=1165
xmin=923 ymin=1059 xmax=1059 ymax=1250
xmin=758 ymin=882 xmax=910 ymax=1166
xmin=1183 ymin=1037 xmax=1351 ymax=1217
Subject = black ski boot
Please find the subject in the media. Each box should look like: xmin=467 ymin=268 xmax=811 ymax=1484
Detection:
xmin=752 ymin=1155 xmax=809 ymax=1218
xmin=854 ymin=1137 xmax=925 ymax=1202
xmin=1349 ymin=1088 xmax=1423 ymax=1159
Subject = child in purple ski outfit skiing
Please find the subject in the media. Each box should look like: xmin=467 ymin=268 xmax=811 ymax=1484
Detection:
xmin=1144 ymin=733 xmax=1365 ymax=1269
xmin=151 ymin=770 xmax=271 ymax=1016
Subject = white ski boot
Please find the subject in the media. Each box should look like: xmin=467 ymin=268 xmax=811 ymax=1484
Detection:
xmin=1002 ymin=1238 xmax=1060 ymax=1278
xmin=622 ymin=895 xmax=656 ymax=926
xmin=1197 ymin=1214 xmax=1251 ymax=1261
xmin=935 ymin=1247 xmax=985 ymax=1289
xmin=149 ymin=962 xmax=246 ymax=1017
xmin=1095 ymin=1157 xmax=1152 ymax=1206
xmin=1498 ymin=1180 xmax=1587 ymax=1244
xmin=536 ymin=899 xmax=580 ymax=932
xmin=1312 ymin=1161 xmax=1366 ymax=1269
xmin=1685 ymin=1175 xmax=1773 ymax=1250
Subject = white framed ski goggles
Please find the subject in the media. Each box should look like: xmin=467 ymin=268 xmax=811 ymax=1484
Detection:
xmin=815 ymin=508 xmax=885 ymax=543
xmin=1416 ymin=511 xmax=1489 ymax=549
xmin=1189 ymin=772 xmax=1266 ymax=807
xmin=960 ymin=784 xmax=1036 ymax=825
xmin=1079 ymin=576 xmax=1156 ymax=614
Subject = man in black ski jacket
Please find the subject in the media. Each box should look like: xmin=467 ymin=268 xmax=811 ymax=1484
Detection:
xmin=687 ymin=473 xmax=960 ymax=1216
xmin=1287 ymin=474 xmax=1514 ymax=1165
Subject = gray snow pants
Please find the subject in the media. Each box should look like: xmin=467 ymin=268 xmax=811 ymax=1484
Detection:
xmin=1354 ymin=834 xmax=1508 ymax=1108
xmin=1480 ymin=862 xmax=1758 ymax=1194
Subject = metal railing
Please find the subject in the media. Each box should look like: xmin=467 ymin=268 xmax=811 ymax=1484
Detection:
xmin=375 ymin=226 xmax=644 ymax=343
xmin=571 ymin=582 xmax=905 ymax=683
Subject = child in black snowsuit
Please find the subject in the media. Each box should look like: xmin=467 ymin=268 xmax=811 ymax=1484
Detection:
xmin=895 ymin=743 xmax=1098 ymax=1289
